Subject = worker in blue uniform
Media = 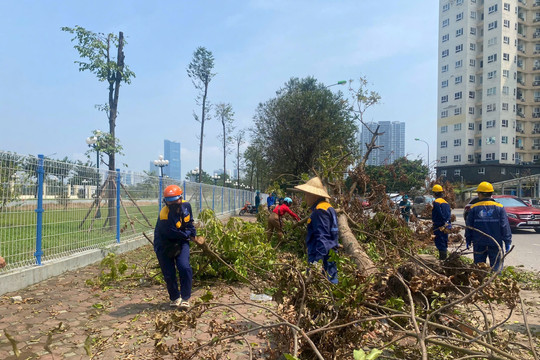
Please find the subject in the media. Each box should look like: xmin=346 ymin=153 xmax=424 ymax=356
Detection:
xmin=431 ymin=184 xmax=452 ymax=260
xmin=465 ymin=181 xmax=512 ymax=272
xmin=295 ymin=177 xmax=339 ymax=284
xmin=154 ymin=184 xmax=196 ymax=308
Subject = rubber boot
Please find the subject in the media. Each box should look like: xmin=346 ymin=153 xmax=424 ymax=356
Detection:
xmin=439 ymin=250 xmax=448 ymax=261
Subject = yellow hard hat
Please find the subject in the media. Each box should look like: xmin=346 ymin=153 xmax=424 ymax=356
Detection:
xmin=477 ymin=181 xmax=494 ymax=193
xmin=432 ymin=184 xmax=443 ymax=193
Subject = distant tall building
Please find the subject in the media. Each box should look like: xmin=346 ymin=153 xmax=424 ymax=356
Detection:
xmin=436 ymin=0 xmax=540 ymax=183
xmin=359 ymin=121 xmax=405 ymax=166
xmin=163 ymin=140 xmax=181 ymax=180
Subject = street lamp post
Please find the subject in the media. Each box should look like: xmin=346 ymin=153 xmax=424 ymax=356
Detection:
xmin=86 ymin=130 xmax=102 ymax=218
xmin=212 ymin=174 xmax=221 ymax=185
xmin=326 ymin=80 xmax=347 ymax=88
xmin=154 ymin=155 xmax=169 ymax=211
xmin=414 ymin=138 xmax=430 ymax=179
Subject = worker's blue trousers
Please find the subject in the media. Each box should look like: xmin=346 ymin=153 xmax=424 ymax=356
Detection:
xmin=155 ymin=240 xmax=192 ymax=301
xmin=473 ymin=244 xmax=504 ymax=272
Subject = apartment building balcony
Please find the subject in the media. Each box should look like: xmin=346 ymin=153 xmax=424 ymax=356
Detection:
xmin=533 ymin=128 xmax=540 ymax=133
xmin=534 ymin=113 xmax=540 ymax=118
xmin=533 ymin=145 xmax=540 ymax=150
xmin=519 ymin=78 xmax=526 ymax=86
xmin=534 ymin=81 xmax=540 ymax=86
xmin=534 ymin=66 xmax=540 ymax=71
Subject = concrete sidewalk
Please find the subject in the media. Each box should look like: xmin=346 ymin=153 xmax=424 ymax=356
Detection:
xmin=0 ymin=244 xmax=275 ymax=359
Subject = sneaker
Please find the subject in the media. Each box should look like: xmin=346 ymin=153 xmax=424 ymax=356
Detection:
xmin=170 ymin=298 xmax=182 ymax=307
xmin=179 ymin=300 xmax=190 ymax=309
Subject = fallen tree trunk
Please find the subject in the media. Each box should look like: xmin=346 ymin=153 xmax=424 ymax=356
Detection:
xmin=337 ymin=213 xmax=378 ymax=276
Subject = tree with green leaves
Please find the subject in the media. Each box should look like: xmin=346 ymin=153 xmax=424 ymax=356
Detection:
xmin=364 ymin=157 xmax=428 ymax=193
xmin=252 ymin=77 xmax=356 ymax=184
xmin=62 ymin=25 xmax=135 ymax=227
xmin=187 ymin=46 xmax=215 ymax=183
xmin=215 ymin=103 xmax=235 ymax=187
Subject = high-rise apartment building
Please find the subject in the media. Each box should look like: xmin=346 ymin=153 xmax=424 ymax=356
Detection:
xmin=359 ymin=121 xmax=405 ymax=166
xmin=163 ymin=140 xmax=181 ymax=180
xmin=437 ymin=0 xmax=540 ymax=183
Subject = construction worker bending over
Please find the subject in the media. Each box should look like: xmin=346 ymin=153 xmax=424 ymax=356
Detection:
xmin=154 ymin=185 xmax=196 ymax=309
xmin=465 ymin=181 xmax=512 ymax=272
xmin=267 ymin=197 xmax=300 ymax=242
xmin=431 ymin=184 xmax=452 ymax=260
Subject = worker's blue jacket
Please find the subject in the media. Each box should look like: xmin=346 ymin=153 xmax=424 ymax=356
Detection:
xmin=465 ymin=198 xmax=512 ymax=248
xmin=432 ymin=198 xmax=451 ymax=228
xmin=306 ymin=199 xmax=339 ymax=263
xmin=154 ymin=201 xmax=196 ymax=254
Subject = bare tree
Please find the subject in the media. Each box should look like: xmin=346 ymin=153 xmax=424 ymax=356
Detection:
xmin=187 ymin=47 xmax=215 ymax=183
xmin=215 ymin=103 xmax=235 ymax=187
xmin=232 ymin=130 xmax=245 ymax=188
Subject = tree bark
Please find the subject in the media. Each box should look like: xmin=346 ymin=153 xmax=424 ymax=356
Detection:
xmin=337 ymin=213 xmax=378 ymax=276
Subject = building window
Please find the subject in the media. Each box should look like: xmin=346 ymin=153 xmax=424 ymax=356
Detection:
xmin=502 ymin=103 xmax=509 ymax=110
xmin=469 ymin=75 xmax=475 ymax=83
xmin=442 ymin=80 xmax=448 ymax=88
xmin=487 ymin=87 xmax=496 ymax=96
xmin=503 ymin=69 xmax=509 ymax=77
xmin=486 ymin=153 xmax=495 ymax=161
xmin=488 ymin=21 xmax=497 ymax=30
xmin=469 ymin=91 xmax=475 ymax=99
xmin=455 ymin=76 xmax=462 ymax=84
xmin=441 ymin=170 xmax=447 ymax=176
xmin=456 ymin=44 xmax=463 ymax=53
xmin=501 ymin=153 xmax=508 ymax=160
xmin=478 ymin=167 xmax=486 ymax=174
xmin=504 ymin=19 xmax=510 ymax=28
xmin=468 ymin=123 xmax=474 ymax=130
xmin=441 ymin=110 xmax=448 ymax=118
xmin=502 ymin=119 xmax=509 ymax=127
xmin=455 ymin=92 xmax=462 ymax=100
xmin=454 ymin=155 xmax=461 ymax=162
xmin=455 ymin=60 xmax=463 ymax=68
xmin=488 ymin=54 xmax=497 ymax=63
xmin=502 ymin=86 xmax=509 ymax=95
xmin=442 ymin=65 xmax=448 ymax=72
xmin=443 ymin=19 xmax=449 ymax=27
xmin=470 ymin=11 xmax=476 ymax=19
xmin=470 ymin=27 xmax=477 ymax=35
xmin=486 ymin=120 xmax=496 ymax=128
xmin=469 ymin=107 xmax=475 ymax=114
xmin=454 ymin=139 xmax=462 ymax=146
xmin=443 ymin=3 xmax=450 ymax=12
xmin=455 ymin=107 xmax=462 ymax=115
xmin=468 ymin=139 xmax=474 ymax=145
xmin=441 ymin=95 xmax=448 ymax=103
xmin=441 ymin=141 xmax=448 ymax=148
xmin=456 ymin=28 xmax=464 ymax=37
xmin=501 ymin=166 xmax=506 ymax=174
xmin=503 ymin=53 xmax=510 ymax=61
xmin=440 ymin=156 xmax=447 ymax=164
xmin=487 ymin=70 xmax=496 ymax=79
xmin=442 ymin=50 xmax=449 ymax=58
xmin=503 ymin=36 xmax=510 ymax=44
xmin=504 ymin=3 xmax=510 ymax=11
xmin=488 ymin=4 xmax=498 ymax=13
xmin=470 ymin=59 xmax=476 ymax=67
xmin=488 ymin=37 xmax=497 ymax=46
xmin=454 ymin=169 xmax=461 ymax=176
xmin=454 ymin=123 xmax=462 ymax=131
xmin=470 ymin=43 xmax=476 ymax=51
xmin=486 ymin=104 xmax=496 ymax=112
xmin=468 ymin=154 xmax=474 ymax=162
xmin=442 ymin=34 xmax=449 ymax=42
xmin=441 ymin=125 xmax=448 ymax=133
xmin=456 ymin=12 xmax=463 ymax=21
xmin=486 ymin=136 xmax=496 ymax=144
xmin=502 ymin=136 xmax=508 ymax=144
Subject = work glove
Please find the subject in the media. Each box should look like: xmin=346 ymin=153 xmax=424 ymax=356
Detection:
xmin=445 ymin=223 xmax=452 ymax=230
xmin=505 ymin=243 xmax=511 ymax=253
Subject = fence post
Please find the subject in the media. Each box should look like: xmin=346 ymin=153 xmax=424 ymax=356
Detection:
xmin=212 ymin=185 xmax=215 ymax=211
xmin=199 ymin=183 xmax=202 ymax=215
xmin=34 ymin=154 xmax=45 ymax=266
xmin=116 ymin=169 xmax=121 ymax=243
xmin=183 ymin=180 xmax=186 ymax=199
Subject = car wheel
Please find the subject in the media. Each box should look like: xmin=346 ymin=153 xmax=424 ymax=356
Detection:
xmin=535 ymin=228 xmax=540 ymax=233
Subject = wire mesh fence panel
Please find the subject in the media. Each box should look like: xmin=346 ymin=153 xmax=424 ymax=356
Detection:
xmin=0 ymin=150 xmax=255 ymax=272
xmin=0 ymin=152 xmax=37 ymax=269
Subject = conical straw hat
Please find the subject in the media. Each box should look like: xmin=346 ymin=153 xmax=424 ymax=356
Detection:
xmin=293 ymin=177 xmax=330 ymax=198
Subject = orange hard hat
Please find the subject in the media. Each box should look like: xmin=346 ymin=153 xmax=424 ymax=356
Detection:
xmin=163 ymin=185 xmax=183 ymax=202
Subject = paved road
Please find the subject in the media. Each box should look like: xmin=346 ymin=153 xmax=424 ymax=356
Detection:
xmin=452 ymin=208 xmax=540 ymax=272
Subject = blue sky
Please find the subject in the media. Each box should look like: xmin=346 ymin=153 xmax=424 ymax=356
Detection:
xmin=0 ymin=0 xmax=438 ymax=177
